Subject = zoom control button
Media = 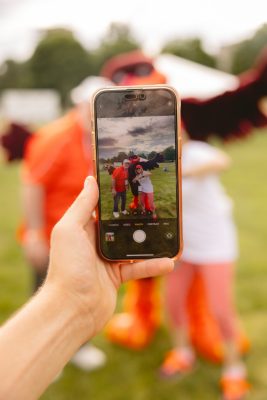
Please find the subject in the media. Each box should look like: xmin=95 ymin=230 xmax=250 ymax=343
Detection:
xmin=133 ymin=230 xmax=146 ymax=243
xmin=165 ymin=231 xmax=174 ymax=239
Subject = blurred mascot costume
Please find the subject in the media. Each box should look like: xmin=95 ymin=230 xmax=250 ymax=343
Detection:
xmin=100 ymin=48 xmax=267 ymax=361
xmin=101 ymin=50 xmax=167 ymax=350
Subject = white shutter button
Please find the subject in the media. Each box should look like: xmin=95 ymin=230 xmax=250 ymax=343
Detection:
xmin=133 ymin=230 xmax=146 ymax=243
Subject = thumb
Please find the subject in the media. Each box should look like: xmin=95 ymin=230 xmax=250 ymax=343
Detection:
xmin=63 ymin=176 xmax=99 ymax=226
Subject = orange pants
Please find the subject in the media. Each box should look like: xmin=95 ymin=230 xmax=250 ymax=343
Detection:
xmin=140 ymin=192 xmax=155 ymax=212
xmin=166 ymin=261 xmax=238 ymax=341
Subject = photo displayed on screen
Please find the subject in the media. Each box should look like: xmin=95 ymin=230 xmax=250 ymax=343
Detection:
xmin=97 ymin=115 xmax=177 ymax=221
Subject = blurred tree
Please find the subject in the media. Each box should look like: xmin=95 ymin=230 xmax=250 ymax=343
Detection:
xmin=139 ymin=152 xmax=148 ymax=159
xmin=148 ymin=151 xmax=157 ymax=160
xmin=0 ymin=59 xmax=32 ymax=91
xmin=28 ymin=29 xmax=93 ymax=105
xmin=116 ymin=151 xmax=129 ymax=162
xmin=128 ymin=150 xmax=135 ymax=158
xmin=231 ymin=24 xmax=267 ymax=75
xmin=162 ymin=145 xmax=175 ymax=161
xmin=92 ymin=23 xmax=141 ymax=73
xmin=161 ymin=37 xmax=216 ymax=68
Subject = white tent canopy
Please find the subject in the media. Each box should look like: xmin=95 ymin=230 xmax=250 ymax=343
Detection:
xmin=155 ymin=54 xmax=238 ymax=99
xmin=0 ymin=89 xmax=61 ymax=124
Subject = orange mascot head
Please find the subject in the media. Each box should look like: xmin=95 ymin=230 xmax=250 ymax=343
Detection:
xmin=100 ymin=50 xmax=167 ymax=86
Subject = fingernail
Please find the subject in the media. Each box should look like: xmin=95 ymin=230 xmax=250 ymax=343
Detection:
xmin=84 ymin=176 xmax=91 ymax=188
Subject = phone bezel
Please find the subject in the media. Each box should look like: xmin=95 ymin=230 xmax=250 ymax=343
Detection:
xmin=91 ymin=85 xmax=183 ymax=262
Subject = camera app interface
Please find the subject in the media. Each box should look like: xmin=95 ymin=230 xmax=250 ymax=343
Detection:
xmin=95 ymin=89 xmax=179 ymax=259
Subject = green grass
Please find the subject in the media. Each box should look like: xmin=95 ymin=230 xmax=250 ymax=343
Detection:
xmin=99 ymin=163 xmax=177 ymax=220
xmin=1 ymin=130 xmax=267 ymax=399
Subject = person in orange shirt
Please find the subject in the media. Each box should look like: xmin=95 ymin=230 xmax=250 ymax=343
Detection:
xmin=20 ymin=77 xmax=112 ymax=371
xmin=21 ymin=108 xmax=92 ymax=285
xmin=111 ymin=159 xmax=130 ymax=218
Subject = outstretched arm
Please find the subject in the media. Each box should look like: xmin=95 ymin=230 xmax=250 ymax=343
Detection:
xmin=0 ymin=177 xmax=173 ymax=400
xmin=141 ymin=153 xmax=164 ymax=170
xmin=142 ymin=171 xmax=151 ymax=177
xmin=111 ymin=178 xmax=117 ymax=196
xmin=21 ymin=183 xmax=49 ymax=270
xmin=183 ymin=150 xmax=231 ymax=178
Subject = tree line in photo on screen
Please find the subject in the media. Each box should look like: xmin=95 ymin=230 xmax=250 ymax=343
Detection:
xmin=99 ymin=145 xmax=176 ymax=164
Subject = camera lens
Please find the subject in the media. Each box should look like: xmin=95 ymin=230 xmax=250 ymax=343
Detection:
xmin=139 ymin=93 xmax=146 ymax=100
xmin=125 ymin=93 xmax=138 ymax=100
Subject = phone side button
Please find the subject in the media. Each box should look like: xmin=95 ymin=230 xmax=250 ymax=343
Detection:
xmin=178 ymin=136 xmax=182 ymax=159
xmin=133 ymin=230 xmax=146 ymax=243
xmin=91 ymin=144 xmax=96 ymax=160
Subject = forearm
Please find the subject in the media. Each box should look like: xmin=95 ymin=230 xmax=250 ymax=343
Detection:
xmin=22 ymin=184 xmax=45 ymax=230
xmin=0 ymin=284 xmax=91 ymax=400
xmin=183 ymin=157 xmax=231 ymax=178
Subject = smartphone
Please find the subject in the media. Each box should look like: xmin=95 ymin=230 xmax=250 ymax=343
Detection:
xmin=92 ymin=85 xmax=182 ymax=261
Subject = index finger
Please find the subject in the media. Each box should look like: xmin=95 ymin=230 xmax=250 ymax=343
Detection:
xmin=63 ymin=176 xmax=99 ymax=227
xmin=120 ymin=257 xmax=174 ymax=282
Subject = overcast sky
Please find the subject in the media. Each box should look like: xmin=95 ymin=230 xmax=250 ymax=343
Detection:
xmin=0 ymin=0 xmax=267 ymax=64
xmin=97 ymin=115 xmax=175 ymax=159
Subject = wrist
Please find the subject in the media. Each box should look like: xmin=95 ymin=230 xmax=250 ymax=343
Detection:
xmin=42 ymin=281 xmax=95 ymax=344
xmin=24 ymin=228 xmax=46 ymax=242
xmin=0 ymin=281 xmax=95 ymax=398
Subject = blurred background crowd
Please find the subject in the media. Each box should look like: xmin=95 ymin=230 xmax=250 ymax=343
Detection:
xmin=0 ymin=0 xmax=267 ymax=399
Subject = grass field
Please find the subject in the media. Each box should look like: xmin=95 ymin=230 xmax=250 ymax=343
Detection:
xmin=1 ymin=130 xmax=267 ymax=399
xmin=99 ymin=163 xmax=177 ymax=220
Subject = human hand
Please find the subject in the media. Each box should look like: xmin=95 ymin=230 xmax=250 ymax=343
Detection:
xmin=23 ymin=231 xmax=49 ymax=271
xmin=46 ymin=177 xmax=173 ymax=340
xmin=112 ymin=188 xmax=117 ymax=197
xmin=133 ymin=175 xmax=140 ymax=183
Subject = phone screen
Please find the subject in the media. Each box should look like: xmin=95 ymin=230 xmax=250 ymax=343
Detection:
xmin=94 ymin=87 xmax=181 ymax=260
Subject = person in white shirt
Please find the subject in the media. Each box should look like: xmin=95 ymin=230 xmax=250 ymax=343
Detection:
xmin=133 ymin=164 xmax=157 ymax=219
xmin=161 ymin=135 xmax=249 ymax=400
